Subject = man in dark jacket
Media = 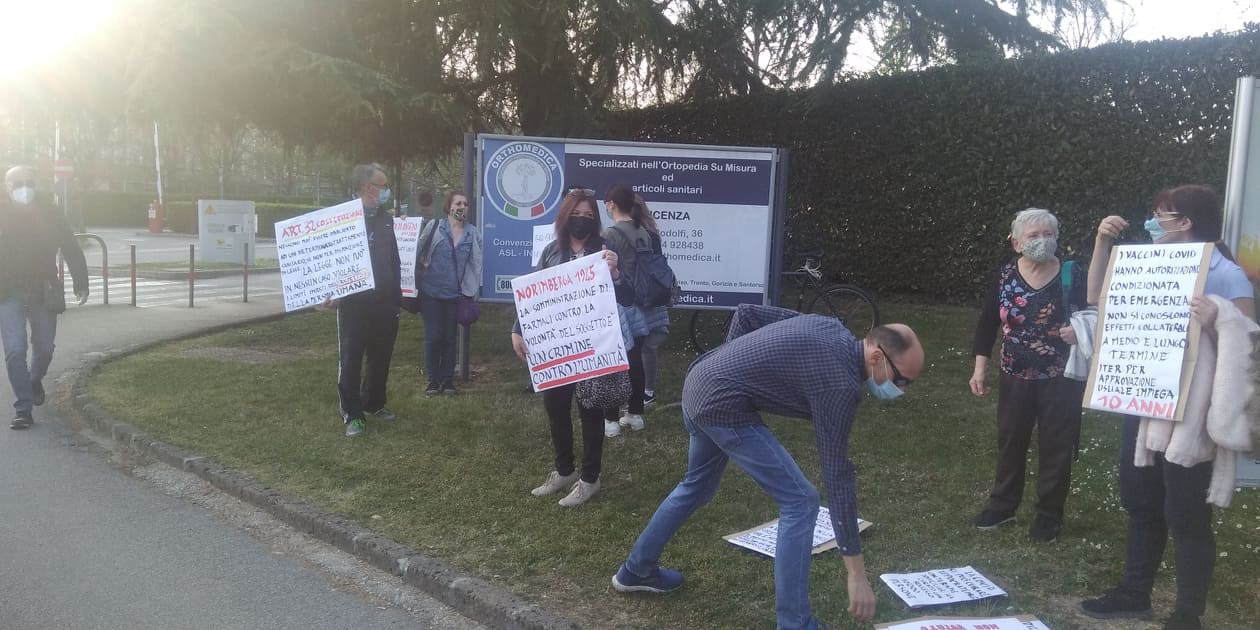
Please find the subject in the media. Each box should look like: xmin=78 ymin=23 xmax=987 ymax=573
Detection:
xmin=0 ymin=165 xmax=89 ymax=429
xmin=335 ymin=163 xmax=402 ymax=437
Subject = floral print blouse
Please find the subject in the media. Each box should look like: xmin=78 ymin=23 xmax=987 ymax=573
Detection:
xmin=972 ymin=259 xmax=1088 ymax=380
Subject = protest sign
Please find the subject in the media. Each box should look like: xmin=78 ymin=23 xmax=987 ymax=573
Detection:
xmin=275 ymin=199 xmax=375 ymax=312
xmin=875 ymin=616 xmax=1049 ymax=630
xmin=879 ymin=566 xmax=1006 ymax=608
xmin=394 ymin=217 xmax=424 ymax=298
xmin=511 ymin=252 xmax=628 ymax=391
xmin=723 ymin=507 xmax=872 ymax=558
xmin=1084 ymin=243 xmax=1213 ymax=420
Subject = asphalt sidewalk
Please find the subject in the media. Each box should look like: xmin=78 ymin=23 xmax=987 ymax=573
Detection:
xmin=54 ymin=292 xmax=577 ymax=629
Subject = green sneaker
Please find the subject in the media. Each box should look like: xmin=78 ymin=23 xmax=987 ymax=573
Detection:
xmin=344 ymin=418 xmax=367 ymax=437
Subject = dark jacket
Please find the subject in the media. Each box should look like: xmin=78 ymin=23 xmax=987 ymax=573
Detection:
xmin=0 ymin=200 xmax=88 ymax=302
xmin=342 ymin=205 xmax=401 ymax=306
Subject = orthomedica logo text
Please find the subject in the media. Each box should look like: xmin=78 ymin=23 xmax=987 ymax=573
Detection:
xmin=484 ymin=141 xmax=564 ymax=220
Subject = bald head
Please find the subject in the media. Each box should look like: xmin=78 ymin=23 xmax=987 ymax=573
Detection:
xmin=5 ymin=165 xmax=34 ymax=189
xmin=862 ymin=323 xmax=925 ymax=390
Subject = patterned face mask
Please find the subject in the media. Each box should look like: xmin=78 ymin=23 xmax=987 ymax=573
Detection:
xmin=1020 ymin=236 xmax=1057 ymax=263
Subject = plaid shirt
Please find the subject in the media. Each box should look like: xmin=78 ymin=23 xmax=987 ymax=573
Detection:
xmin=683 ymin=304 xmax=865 ymax=555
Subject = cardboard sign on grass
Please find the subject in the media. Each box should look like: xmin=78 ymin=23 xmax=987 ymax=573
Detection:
xmin=875 ymin=615 xmax=1049 ymax=630
xmin=394 ymin=217 xmax=424 ymax=298
xmin=879 ymin=566 xmax=1006 ymax=608
xmin=723 ymin=507 xmax=872 ymax=558
xmin=511 ymin=252 xmax=628 ymax=391
xmin=275 ymin=199 xmax=375 ymax=312
xmin=1084 ymin=243 xmax=1213 ymax=420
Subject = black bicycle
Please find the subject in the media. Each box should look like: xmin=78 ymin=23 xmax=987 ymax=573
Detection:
xmin=688 ymin=255 xmax=879 ymax=354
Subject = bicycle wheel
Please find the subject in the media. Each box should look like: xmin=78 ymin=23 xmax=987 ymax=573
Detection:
xmin=688 ymin=310 xmax=734 ymax=354
xmin=807 ymin=285 xmax=879 ymax=337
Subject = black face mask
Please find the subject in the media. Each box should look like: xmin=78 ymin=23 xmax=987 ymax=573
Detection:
xmin=568 ymin=215 xmax=596 ymax=240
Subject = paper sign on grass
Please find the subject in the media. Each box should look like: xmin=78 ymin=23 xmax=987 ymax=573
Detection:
xmin=531 ymin=224 xmax=554 ymax=267
xmin=275 ymin=199 xmax=375 ymax=312
xmin=511 ymin=252 xmax=627 ymax=391
xmin=879 ymin=566 xmax=1006 ymax=608
xmin=395 ymin=217 xmax=424 ymax=298
xmin=875 ymin=615 xmax=1049 ymax=630
xmin=723 ymin=507 xmax=872 ymax=558
xmin=1083 ymin=243 xmax=1213 ymax=420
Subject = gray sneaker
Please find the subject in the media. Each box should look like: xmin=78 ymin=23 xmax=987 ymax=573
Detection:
xmin=344 ymin=418 xmax=367 ymax=437
xmin=559 ymin=479 xmax=600 ymax=507
xmin=367 ymin=407 xmax=397 ymax=421
xmin=10 ymin=413 xmax=34 ymax=430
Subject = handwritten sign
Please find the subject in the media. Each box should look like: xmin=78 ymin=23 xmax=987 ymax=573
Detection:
xmin=723 ymin=507 xmax=871 ymax=558
xmin=875 ymin=616 xmax=1049 ymax=630
xmin=275 ymin=199 xmax=375 ymax=312
xmin=531 ymin=224 xmax=555 ymax=267
xmin=395 ymin=217 xmax=424 ymax=298
xmin=879 ymin=566 xmax=1006 ymax=608
xmin=1084 ymin=243 xmax=1213 ymax=420
xmin=511 ymin=252 xmax=628 ymax=391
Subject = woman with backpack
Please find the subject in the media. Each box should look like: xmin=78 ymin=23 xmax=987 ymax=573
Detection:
xmin=600 ymin=184 xmax=657 ymax=437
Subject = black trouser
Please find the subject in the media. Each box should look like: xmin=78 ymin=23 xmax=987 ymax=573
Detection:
xmin=1118 ymin=415 xmax=1214 ymax=616
xmin=419 ymin=296 xmax=457 ymax=385
xmin=543 ymin=383 xmax=605 ymax=483
xmin=336 ymin=299 xmax=400 ymax=421
xmin=604 ymin=336 xmax=645 ymax=420
xmin=985 ymin=373 xmax=1084 ymax=519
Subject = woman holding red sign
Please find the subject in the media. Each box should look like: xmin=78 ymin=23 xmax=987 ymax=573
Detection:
xmin=510 ymin=187 xmax=635 ymax=507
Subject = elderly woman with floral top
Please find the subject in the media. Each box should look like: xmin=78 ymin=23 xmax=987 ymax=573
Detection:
xmin=969 ymin=207 xmax=1088 ymax=542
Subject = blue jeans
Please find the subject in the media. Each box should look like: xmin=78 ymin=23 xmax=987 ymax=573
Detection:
xmin=624 ymin=415 xmax=822 ymax=630
xmin=0 ymin=294 xmax=58 ymax=416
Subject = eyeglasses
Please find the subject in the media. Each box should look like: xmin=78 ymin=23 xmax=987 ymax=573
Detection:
xmin=565 ymin=186 xmax=595 ymax=197
xmin=9 ymin=179 xmax=34 ymax=188
xmin=878 ymin=344 xmax=912 ymax=387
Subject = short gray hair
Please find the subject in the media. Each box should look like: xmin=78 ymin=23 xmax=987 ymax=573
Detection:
xmin=351 ymin=163 xmax=385 ymax=192
xmin=1010 ymin=207 xmax=1059 ymax=238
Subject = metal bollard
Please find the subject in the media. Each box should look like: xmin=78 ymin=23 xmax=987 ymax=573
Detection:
xmin=188 ymin=244 xmax=195 ymax=308
xmin=130 ymin=244 xmax=137 ymax=307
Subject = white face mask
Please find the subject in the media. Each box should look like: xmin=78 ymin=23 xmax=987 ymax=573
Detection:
xmin=10 ymin=186 xmax=34 ymax=205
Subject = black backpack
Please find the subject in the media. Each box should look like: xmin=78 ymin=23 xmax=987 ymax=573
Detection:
xmin=610 ymin=225 xmax=678 ymax=308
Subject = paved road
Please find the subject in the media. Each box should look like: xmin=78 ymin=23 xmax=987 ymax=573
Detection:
xmin=75 ymin=226 xmax=279 ymax=267
xmin=0 ymin=288 xmax=483 ymax=628
xmin=84 ymin=274 xmax=283 ymax=309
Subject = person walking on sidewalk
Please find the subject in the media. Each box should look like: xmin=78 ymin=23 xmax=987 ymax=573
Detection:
xmin=332 ymin=163 xmax=402 ymax=437
xmin=611 ymin=304 xmax=924 ymax=629
xmin=0 ymin=165 xmax=89 ymax=429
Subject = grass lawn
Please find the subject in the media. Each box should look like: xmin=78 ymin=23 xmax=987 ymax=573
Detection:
xmin=88 ymin=301 xmax=1260 ymax=629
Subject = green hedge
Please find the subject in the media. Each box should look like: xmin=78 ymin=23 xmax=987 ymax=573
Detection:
xmin=604 ymin=28 xmax=1260 ymax=302
xmin=81 ymin=191 xmax=315 ymax=238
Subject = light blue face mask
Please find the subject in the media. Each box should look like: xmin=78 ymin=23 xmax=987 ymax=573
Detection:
xmin=377 ymin=187 xmax=391 ymax=208
xmin=865 ymin=357 xmax=904 ymax=400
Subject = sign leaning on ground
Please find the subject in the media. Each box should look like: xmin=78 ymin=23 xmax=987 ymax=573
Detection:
xmin=394 ymin=216 xmax=424 ymax=298
xmin=198 ymin=199 xmax=256 ymax=264
xmin=511 ymin=252 xmax=628 ymax=392
xmin=274 ymin=198 xmax=375 ymax=312
xmin=477 ymin=134 xmax=783 ymax=308
xmin=1083 ymin=243 xmax=1213 ymax=421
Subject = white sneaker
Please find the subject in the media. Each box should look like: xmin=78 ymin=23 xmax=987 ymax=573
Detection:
xmin=558 ymin=479 xmax=600 ymax=507
xmin=531 ymin=470 xmax=579 ymax=497
xmin=604 ymin=420 xmax=622 ymax=437
xmin=619 ymin=413 xmax=645 ymax=431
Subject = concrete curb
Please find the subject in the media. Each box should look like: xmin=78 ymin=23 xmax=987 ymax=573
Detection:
xmin=65 ymin=317 xmax=580 ymax=630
